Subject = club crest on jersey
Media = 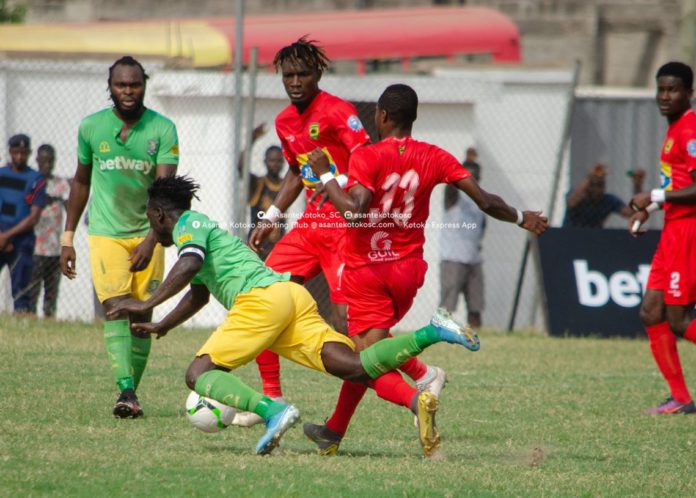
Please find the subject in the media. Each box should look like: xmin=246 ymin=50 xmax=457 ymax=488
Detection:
xmin=664 ymin=138 xmax=674 ymax=154
xmin=399 ymin=145 xmax=406 ymax=155
xmin=147 ymin=139 xmax=159 ymax=156
xmin=347 ymin=115 xmax=364 ymax=131
xmin=309 ymin=123 xmax=320 ymax=140
xmin=99 ymin=141 xmax=111 ymax=153
xmin=687 ymin=139 xmax=696 ymax=158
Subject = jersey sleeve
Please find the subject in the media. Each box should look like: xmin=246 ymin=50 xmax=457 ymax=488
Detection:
xmin=77 ymin=118 xmax=93 ymax=165
xmin=173 ymin=211 xmax=211 ymax=259
xmin=155 ymin=119 xmax=180 ymax=166
xmin=436 ymin=147 xmax=471 ymax=184
xmin=680 ymin=125 xmax=696 ymax=172
xmin=329 ymin=100 xmax=371 ymax=154
xmin=346 ymin=147 xmax=377 ymax=193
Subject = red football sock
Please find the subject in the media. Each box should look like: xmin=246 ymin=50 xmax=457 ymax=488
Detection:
xmin=683 ymin=319 xmax=696 ymax=344
xmin=387 ymin=333 xmax=428 ymax=381
xmin=399 ymin=357 xmax=428 ymax=381
xmin=325 ymin=381 xmax=368 ymax=436
xmin=369 ymin=371 xmax=418 ymax=409
xmin=646 ymin=322 xmax=691 ymax=403
xmin=255 ymin=349 xmax=283 ymax=398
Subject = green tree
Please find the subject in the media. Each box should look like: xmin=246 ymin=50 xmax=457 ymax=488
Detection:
xmin=0 ymin=0 xmax=25 ymax=23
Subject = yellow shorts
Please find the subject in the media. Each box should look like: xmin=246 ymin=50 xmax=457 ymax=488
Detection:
xmin=88 ymin=235 xmax=165 ymax=303
xmin=197 ymin=280 xmax=354 ymax=372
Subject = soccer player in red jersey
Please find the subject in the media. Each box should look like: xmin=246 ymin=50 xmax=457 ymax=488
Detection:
xmin=242 ymin=38 xmax=442 ymax=427
xmin=628 ymin=62 xmax=696 ymax=414
xmin=302 ymin=84 xmax=549 ymax=454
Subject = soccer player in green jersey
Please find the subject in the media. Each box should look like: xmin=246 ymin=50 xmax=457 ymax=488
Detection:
xmin=108 ymin=175 xmax=480 ymax=456
xmin=60 ymin=56 xmax=179 ymax=418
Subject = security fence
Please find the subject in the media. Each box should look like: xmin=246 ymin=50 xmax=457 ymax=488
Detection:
xmin=0 ymin=58 xmax=575 ymax=331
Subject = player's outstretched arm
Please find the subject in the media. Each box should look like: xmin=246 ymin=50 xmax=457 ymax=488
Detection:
xmin=131 ymin=285 xmax=210 ymax=339
xmin=307 ymin=148 xmax=372 ymax=219
xmin=454 ymin=177 xmax=549 ymax=235
xmin=248 ymin=169 xmax=304 ymax=253
xmin=60 ymin=162 xmax=92 ymax=279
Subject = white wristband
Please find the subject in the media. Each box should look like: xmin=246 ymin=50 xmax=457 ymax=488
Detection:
xmin=645 ymin=201 xmax=660 ymax=213
xmin=60 ymin=230 xmax=75 ymax=247
xmin=320 ymin=172 xmax=336 ymax=185
xmin=515 ymin=208 xmax=524 ymax=226
xmin=336 ymin=174 xmax=348 ymax=188
xmin=650 ymin=189 xmax=666 ymax=203
xmin=261 ymin=205 xmax=282 ymax=223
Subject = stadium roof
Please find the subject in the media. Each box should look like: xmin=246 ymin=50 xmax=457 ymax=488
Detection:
xmin=0 ymin=6 xmax=520 ymax=70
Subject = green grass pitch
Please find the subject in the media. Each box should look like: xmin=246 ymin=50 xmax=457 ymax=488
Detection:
xmin=2 ymin=316 xmax=695 ymax=497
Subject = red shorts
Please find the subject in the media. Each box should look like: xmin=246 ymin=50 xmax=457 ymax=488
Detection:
xmin=266 ymin=216 xmax=346 ymax=304
xmin=344 ymin=258 xmax=428 ymax=336
xmin=647 ymin=218 xmax=696 ymax=305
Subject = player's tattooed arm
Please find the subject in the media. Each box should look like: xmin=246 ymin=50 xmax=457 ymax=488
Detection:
xmin=131 ymin=284 xmax=210 ymax=339
xmin=108 ymin=253 xmax=202 ymax=319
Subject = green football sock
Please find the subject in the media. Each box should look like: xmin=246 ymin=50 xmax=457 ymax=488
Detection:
xmin=103 ymin=319 xmax=134 ymax=392
xmin=131 ymin=335 xmax=152 ymax=391
xmin=195 ymin=370 xmax=285 ymax=420
xmin=360 ymin=325 xmax=441 ymax=379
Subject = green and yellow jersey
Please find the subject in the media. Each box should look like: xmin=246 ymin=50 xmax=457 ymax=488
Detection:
xmin=173 ymin=211 xmax=290 ymax=309
xmin=78 ymin=107 xmax=179 ymax=238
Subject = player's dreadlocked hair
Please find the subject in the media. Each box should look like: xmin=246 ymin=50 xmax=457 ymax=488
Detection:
xmin=656 ymin=61 xmax=694 ymax=90
xmin=378 ymin=84 xmax=418 ymax=127
xmin=148 ymin=175 xmax=200 ymax=212
xmin=273 ymin=36 xmax=330 ymax=74
xmin=108 ymin=55 xmax=149 ymax=87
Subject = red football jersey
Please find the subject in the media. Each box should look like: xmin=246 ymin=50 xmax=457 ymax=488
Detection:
xmin=275 ymin=90 xmax=370 ymax=215
xmin=345 ymin=136 xmax=471 ymax=268
xmin=661 ymin=108 xmax=696 ymax=221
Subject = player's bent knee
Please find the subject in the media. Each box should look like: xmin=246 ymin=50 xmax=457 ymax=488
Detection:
xmin=321 ymin=342 xmax=370 ymax=383
xmin=185 ymin=355 xmax=216 ymax=390
xmin=667 ymin=317 xmax=688 ymax=337
xmin=638 ymin=303 xmax=663 ymax=327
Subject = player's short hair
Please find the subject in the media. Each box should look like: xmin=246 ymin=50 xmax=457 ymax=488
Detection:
xmin=37 ymin=144 xmax=55 ymax=155
xmin=265 ymin=145 xmax=282 ymax=158
xmin=108 ymin=56 xmax=149 ymax=86
xmin=656 ymin=62 xmax=693 ymax=90
xmin=378 ymin=84 xmax=418 ymax=127
xmin=273 ymin=36 xmax=330 ymax=74
xmin=148 ymin=175 xmax=200 ymax=211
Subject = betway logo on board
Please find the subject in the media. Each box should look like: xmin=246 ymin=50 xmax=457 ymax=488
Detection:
xmin=573 ymin=260 xmax=650 ymax=308
xmin=98 ymin=157 xmax=154 ymax=175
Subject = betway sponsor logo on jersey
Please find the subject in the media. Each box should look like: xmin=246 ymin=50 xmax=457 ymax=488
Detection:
xmin=368 ymin=231 xmax=400 ymax=262
xmin=573 ymin=260 xmax=650 ymax=308
xmin=98 ymin=156 xmax=154 ymax=175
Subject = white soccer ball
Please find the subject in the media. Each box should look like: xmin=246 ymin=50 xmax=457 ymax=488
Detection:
xmin=185 ymin=390 xmax=237 ymax=433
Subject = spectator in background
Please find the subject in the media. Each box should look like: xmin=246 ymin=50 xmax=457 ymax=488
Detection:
xmin=439 ymin=147 xmax=485 ymax=328
xmin=0 ymin=134 xmax=46 ymax=312
xmin=27 ymin=144 xmax=70 ymax=318
xmin=238 ymin=123 xmax=286 ymax=261
xmin=563 ymin=163 xmax=645 ymax=228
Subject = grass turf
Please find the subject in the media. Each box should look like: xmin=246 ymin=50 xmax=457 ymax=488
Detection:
xmin=2 ymin=315 xmax=695 ymax=497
